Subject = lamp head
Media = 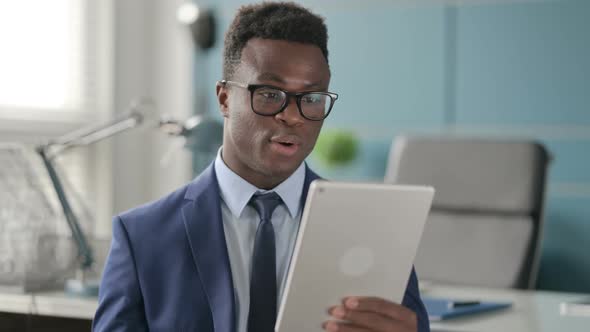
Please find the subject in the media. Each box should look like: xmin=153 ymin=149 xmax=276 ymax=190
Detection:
xmin=177 ymin=2 xmax=216 ymax=51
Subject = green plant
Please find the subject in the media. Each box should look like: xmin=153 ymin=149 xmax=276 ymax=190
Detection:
xmin=314 ymin=129 xmax=358 ymax=167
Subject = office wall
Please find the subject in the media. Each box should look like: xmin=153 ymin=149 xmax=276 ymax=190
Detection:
xmin=195 ymin=0 xmax=589 ymax=292
xmin=110 ymin=0 xmax=194 ymax=231
xmin=452 ymin=0 xmax=590 ymax=293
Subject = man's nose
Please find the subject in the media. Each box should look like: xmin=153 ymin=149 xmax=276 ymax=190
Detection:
xmin=275 ymin=97 xmax=305 ymax=126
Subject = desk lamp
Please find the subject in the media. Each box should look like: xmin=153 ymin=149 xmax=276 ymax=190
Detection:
xmin=35 ymin=99 xmax=221 ymax=296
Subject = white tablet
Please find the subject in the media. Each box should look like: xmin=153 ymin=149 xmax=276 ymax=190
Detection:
xmin=276 ymin=181 xmax=434 ymax=332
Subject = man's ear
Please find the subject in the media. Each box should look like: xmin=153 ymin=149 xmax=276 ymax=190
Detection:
xmin=216 ymin=82 xmax=230 ymax=118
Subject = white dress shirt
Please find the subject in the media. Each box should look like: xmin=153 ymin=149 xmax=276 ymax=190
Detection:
xmin=214 ymin=150 xmax=305 ymax=332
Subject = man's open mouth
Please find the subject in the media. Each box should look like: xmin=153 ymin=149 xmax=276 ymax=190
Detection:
xmin=270 ymin=136 xmax=301 ymax=156
xmin=271 ymin=135 xmax=301 ymax=146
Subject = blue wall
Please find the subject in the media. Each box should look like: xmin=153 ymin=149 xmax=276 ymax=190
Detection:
xmin=452 ymin=0 xmax=590 ymax=292
xmin=196 ymin=0 xmax=590 ymax=293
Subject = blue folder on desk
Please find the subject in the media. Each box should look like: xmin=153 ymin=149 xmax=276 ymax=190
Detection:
xmin=423 ymin=297 xmax=512 ymax=321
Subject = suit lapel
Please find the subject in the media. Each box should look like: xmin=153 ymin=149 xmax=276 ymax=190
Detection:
xmin=182 ymin=164 xmax=236 ymax=332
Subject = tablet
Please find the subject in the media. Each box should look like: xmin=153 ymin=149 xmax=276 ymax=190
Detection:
xmin=276 ymin=181 xmax=434 ymax=332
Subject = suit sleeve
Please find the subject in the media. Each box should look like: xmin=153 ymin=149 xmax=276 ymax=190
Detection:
xmin=93 ymin=216 xmax=148 ymax=332
xmin=401 ymin=267 xmax=430 ymax=332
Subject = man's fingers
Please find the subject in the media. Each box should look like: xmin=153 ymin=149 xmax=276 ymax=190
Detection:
xmin=343 ymin=297 xmax=417 ymax=325
xmin=328 ymin=306 xmax=407 ymax=331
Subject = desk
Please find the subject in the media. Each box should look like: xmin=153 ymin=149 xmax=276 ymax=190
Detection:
xmin=0 ymin=290 xmax=96 ymax=331
xmin=424 ymin=284 xmax=589 ymax=332
xmin=1 ymin=286 xmax=588 ymax=331
xmin=0 ymin=291 xmax=96 ymax=319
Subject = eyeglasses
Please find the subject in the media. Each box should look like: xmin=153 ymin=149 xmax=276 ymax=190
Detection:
xmin=219 ymin=80 xmax=338 ymax=121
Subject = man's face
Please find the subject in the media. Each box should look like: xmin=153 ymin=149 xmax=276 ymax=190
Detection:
xmin=217 ymin=38 xmax=331 ymax=189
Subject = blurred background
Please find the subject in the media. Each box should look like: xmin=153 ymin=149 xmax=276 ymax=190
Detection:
xmin=0 ymin=0 xmax=589 ymax=323
xmin=200 ymin=0 xmax=590 ymax=294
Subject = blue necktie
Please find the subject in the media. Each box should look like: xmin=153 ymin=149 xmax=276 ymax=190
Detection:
xmin=248 ymin=192 xmax=282 ymax=332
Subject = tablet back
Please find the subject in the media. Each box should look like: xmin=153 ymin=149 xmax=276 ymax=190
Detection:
xmin=276 ymin=181 xmax=434 ymax=332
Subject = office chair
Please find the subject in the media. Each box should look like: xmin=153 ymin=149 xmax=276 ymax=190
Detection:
xmin=385 ymin=136 xmax=551 ymax=289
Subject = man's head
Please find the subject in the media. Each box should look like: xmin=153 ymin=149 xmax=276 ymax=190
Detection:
xmin=222 ymin=2 xmax=329 ymax=80
xmin=217 ymin=2 xmax=333 ymax=189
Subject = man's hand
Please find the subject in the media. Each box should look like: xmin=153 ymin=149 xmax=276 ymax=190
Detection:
xmin=323 ymin=296 xmax=418 ymax=332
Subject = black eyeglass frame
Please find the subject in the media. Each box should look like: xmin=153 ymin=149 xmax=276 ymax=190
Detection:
xmin=219 ymin=80 xmax=338 ymax=121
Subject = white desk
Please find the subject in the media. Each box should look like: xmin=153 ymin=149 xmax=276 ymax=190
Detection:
xmin=0 ymin=285 xmax=588 ymax=331
xmin=424 ymin=284 xmax=589 ymax=332
xmin=0 ymin=291 xmax=97 ymax=320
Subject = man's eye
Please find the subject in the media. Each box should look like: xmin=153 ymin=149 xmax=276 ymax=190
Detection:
xmin=302 ymin=94 xmax=322 ymax=104
xmin=262 ymin=92 xmax=279 ymax=99
xmin=256 ymin=89 xmax=282 ymax=102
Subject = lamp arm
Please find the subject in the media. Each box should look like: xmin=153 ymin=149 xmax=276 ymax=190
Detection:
xmin=45 ymin=99 xmax=155 ymax=159
xmin=37 ymin=147 xmax=94 ymax=269
xmin=34 ymin=99 xmax=157 ymax=271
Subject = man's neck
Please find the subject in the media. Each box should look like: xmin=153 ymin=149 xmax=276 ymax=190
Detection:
xmin=219 ymin=152 xmax=291 ymax=190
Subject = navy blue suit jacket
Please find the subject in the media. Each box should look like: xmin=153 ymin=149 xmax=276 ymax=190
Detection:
xmin=93 ymin=163 xmax=430 ymax=332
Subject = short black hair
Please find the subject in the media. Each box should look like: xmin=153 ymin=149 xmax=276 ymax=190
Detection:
xmin=222 ymin=1 xmax=329 ymax=79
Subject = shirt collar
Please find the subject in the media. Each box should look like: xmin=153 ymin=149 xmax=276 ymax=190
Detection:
xmin=214 ymin=148 xmax=305 ymax=219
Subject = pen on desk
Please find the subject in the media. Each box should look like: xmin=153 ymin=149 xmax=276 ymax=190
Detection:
xmin=448 ymin=301 xmax=481 ymax=308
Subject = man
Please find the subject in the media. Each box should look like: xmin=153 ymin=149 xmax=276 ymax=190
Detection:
xmin=93 ymin=2 xmax=429 ymax=332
